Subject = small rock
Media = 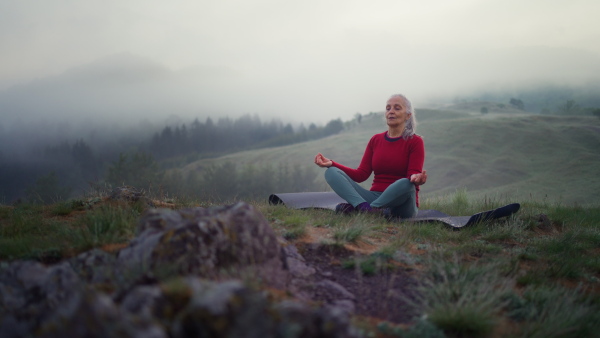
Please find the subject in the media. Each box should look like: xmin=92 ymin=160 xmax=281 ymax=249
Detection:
xmin=315 ymin=279 xmax=355 ymax=300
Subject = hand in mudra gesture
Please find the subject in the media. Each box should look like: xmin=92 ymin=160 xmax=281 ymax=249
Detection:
xmin=314 ymin=153 xmax=333 ymax=168
xmin=410 ymin=170 xmax=427 ymax=185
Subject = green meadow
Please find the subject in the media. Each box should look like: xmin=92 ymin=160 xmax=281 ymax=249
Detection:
xmin=179 ymin=103 xmax=600 ymax=206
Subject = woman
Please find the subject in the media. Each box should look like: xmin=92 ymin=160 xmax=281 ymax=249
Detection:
xmin=314 ymin=94 xmax=427 ymax=219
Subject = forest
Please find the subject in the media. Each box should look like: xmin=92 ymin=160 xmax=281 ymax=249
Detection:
xmin=0 ymin=114 xmax=347 ymax=204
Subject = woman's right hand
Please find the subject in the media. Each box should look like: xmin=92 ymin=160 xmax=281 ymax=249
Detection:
xmin=314 ymin=153 xmax=333 ymax=168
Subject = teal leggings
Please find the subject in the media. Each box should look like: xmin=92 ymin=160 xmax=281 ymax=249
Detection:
xmin=324 ymin=167 xmax=418 ymax=218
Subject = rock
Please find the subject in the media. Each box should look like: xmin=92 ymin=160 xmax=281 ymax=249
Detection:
xmin=274 ymin=299 xmax=360 ymax=338
xmin=0 ymin=260 xmax=165 ymax=338
xmin=69 ymin=249 xmax=118 ymax=285
xmin=120 ymin=285 xmax=164 ymax=320
xmin=109 ymin=185 xmax=156 ymax=208
xmin=0 ymin=261 xmax=82 ymax=335
xmin=315 ymin=279 xmax=355 ymax=300
xmin=38 ymin=290 xmax=167 ymax=338
xmin=165 ymin=278 xmax=360 ymax=338
xmin=0 ymin=201 xmax=362 ymax=337
xmin=169 ymin=278 xmax=271 ymax=338
xmin=110 ymin=186 xmax=146 ymax=202
xmin=117 ymin=202 xmax=286 ymax=288
xmin=328 ymin=299 xmax=356 ymax=317
xmin=281 ymin=242 xmax=316 ymax=278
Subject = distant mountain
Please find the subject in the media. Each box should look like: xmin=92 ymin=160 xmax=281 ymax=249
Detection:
xmin=58 ymin=53 xmax=171 ymax=85
xmin=0 ymin=53 xmax=229 ymax=126
xmin=454 ymin=81 xmax=600 ymax=114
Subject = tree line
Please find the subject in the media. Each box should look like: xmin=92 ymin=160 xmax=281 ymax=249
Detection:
xmin=147 ymin=114 xmax=344 ymax=160
xmin=1 ymin=114 xmax=347 ymax=204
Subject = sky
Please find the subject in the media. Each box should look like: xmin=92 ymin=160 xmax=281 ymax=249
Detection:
xmin=1 ymin=0 xmax=600 ymax=125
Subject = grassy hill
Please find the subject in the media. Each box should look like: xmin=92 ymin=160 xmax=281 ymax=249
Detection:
xmin=179 ymin=108 xmax=600 ymax=206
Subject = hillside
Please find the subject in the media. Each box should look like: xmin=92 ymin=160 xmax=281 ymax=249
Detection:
xmin=179 ymin=108 xmax=600 ymax=206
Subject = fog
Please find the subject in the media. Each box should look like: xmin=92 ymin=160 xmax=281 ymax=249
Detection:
xmin=1 ymin=0 xmax=600 ymax=129
xmin=1 ymin=0 xmax=600 ymax=202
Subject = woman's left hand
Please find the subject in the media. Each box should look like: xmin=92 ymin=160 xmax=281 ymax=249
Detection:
xmin=410 ymin=170 xmax=427 ymax=185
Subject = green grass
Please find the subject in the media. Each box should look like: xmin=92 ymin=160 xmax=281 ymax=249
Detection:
xmin=264 ymin=192 xmax=599 ymax=336
xmin=506 ymin=285 xmax=600 ymax=337
xmin=416 ymin=257 xmax=513 ymax=337
xmin=2 ymin=186 xmax=600 ymax=337
xmin=333 ymin=221 xmax=370 ymax=244
xmin=50 ymin=199 xmax=88 ymax=216
xmin=0 ymin=204 xmax=71 ymax=260
xmin=73 ymin=204 xmax=139 ymax=250
xmin=0 ymin=202 xmax=140 ymax=260
xmin=261 ymin=205 xmax=311 ymax=240
xmin=342 ymin=251 xmax=394 ymax=276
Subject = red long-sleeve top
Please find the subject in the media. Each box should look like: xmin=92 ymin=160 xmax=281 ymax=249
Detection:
xmin=331 ymin=131 xmax=425 ymax=206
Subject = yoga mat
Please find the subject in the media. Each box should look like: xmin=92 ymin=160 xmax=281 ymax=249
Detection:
xmin=268 ymin=192 xmax=520 ymax=229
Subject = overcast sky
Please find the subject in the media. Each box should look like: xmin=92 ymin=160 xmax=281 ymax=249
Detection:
xmin=1 ymin=0 xmax=600 ymax=124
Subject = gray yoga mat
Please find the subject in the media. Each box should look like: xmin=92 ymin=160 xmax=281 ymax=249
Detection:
xmin=268 ymin=192 xmax=520 ymax=229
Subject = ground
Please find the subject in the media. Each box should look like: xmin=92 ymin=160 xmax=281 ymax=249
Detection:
xmin=298 ymin=242 xmax=420 ymax=325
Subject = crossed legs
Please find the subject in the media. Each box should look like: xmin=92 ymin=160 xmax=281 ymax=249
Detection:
xmin=324 ymin=167 xmax=418 ymax=218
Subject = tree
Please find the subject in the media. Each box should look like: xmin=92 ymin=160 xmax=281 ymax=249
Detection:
xmin=72 ymin=139 xmax=97 ymax=177
xmin=557 ymin=100 xmax=580 ymax=115
xmin=201 ymin=162 xmax=238 ymax=200
xmin=282 ymin=123 xmax=294 ymax=135
xmin=106 ymin=151 xmax=164 ymax=189
xmin=323 ymin=118 xmax=344 ymax=135
xmin=25 ymin=171 xmax=71 ymax=204
xmin=480 ymin=107 xmax=489 ymax=114
xmin=354 ymin=113 xmax=362 ymax=124
xmin=509 ymin=98 xmax=525 ymax=110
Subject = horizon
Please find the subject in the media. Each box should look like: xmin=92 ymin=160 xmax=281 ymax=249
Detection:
xmin=1 ymin=1 xmax=600 ymax=126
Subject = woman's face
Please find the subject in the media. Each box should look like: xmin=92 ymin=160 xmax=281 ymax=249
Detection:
xmin=385 ymin=96 xmax=410 ymax=128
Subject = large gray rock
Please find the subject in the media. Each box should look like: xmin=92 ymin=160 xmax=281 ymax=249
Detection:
xmin=0 ymin=261 xmax=82 ymax=336
xmin=117 ymin=202 xmax=284 ymax=285
xmin=0 ymin=201 xmax=361 ymax=337
xmin=69 ymin=248 xmax=118 ymax=285
xmin=37 ymin=290 xmax=167 ymax=338
xmin=162 ymin=277 xmax=359 ymax=338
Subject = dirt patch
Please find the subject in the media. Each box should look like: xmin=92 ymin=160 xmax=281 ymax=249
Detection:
xmin=297 ymin=242 xmax=420 ymax=324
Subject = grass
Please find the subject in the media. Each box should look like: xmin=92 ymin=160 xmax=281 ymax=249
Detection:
xmin=261 ymin=204 xmax=310 ymax=240
xmin=73 ymin=204 xmax=140 ymax=250
xmin=413 ymin=256 xmax=513 ymax=337
xmin=258 ymin=190 xmax=600 ymax=336
xmin=342 ymin=250 xmax=394 ymax=276
xmin=1 ymin=188 xmax=599 ymax=337
xmin=505 ymin=285 xmax=600 ymax=337
xmin=322 ymin=192 xmax=599 ymax=336
xmin=0 ymin=200 xmax=140 ymax=261
xmin=333 ymin=221 xmax=371 ymax=244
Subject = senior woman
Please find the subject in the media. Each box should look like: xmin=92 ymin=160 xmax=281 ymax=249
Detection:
xmin=314 ymin=94 xmax=427 ymax=219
